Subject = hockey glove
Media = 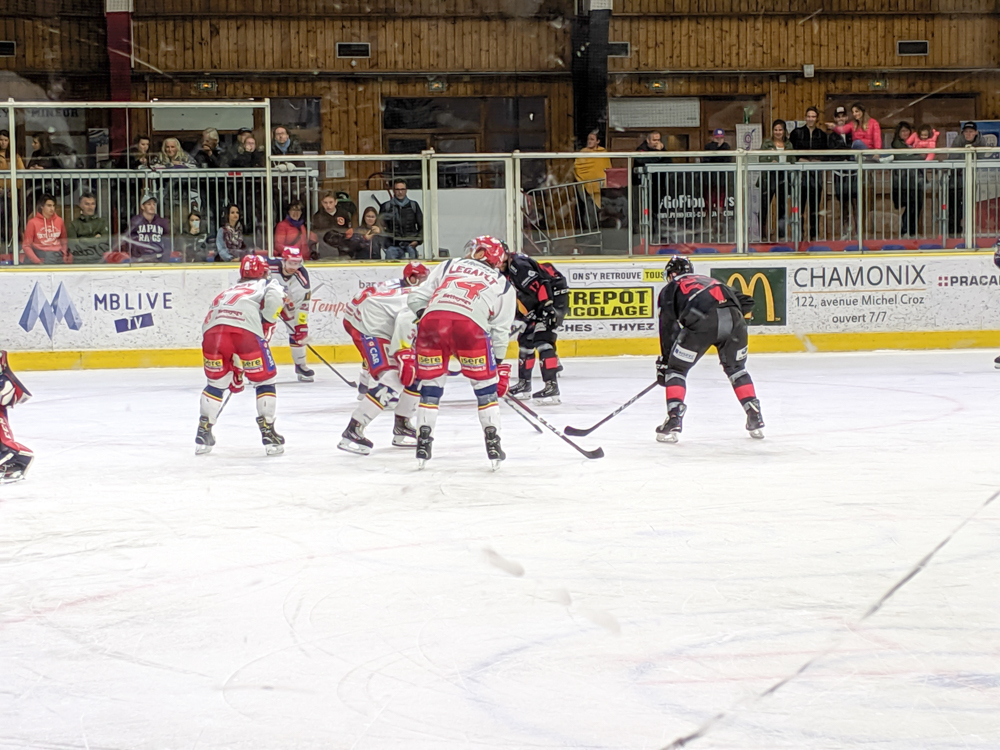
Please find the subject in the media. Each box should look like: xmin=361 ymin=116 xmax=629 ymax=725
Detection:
xmin=230 ymin=368 xmax=246 ymax=394
xmin=540 ymin=300 xmax=558 ymax=329
xmin=262 ymin=321 xmax=276 ymax=343
xmin=736 ymin=291 xmax=756 ymax=315
xmin=655 ymin=355 xmax=669 ymax=387
xmin=496 ymin=363 xmax=512 ymax=397
xmin=290 ymin=324 xmax=308 ymax=345
xmin=396 ymin=349 xmax=418 ymax=387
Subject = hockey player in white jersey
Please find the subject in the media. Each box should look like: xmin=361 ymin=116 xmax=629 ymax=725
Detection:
xmin=406 ymin=236 xmax=517 ymax=470
xmin=338 ymin=262 xmax=429 ymax=454
xmin=197 ymin=254 xmax=286 ymax=456
xmin=269 ymin=246 xmax=314 ymax=382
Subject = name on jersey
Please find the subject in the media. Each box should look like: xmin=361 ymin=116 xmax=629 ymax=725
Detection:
xmin=93 ymin=292 xmax=173 ymax=311
xmin=567 ymin=288 xmax=654 ymax=320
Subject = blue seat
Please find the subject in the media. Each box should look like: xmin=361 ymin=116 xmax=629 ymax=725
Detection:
xmin=919 ymin=243 xmax=943 ymax=249
xmin=955 ymin=243 xmax=967 ymax=249
xmin=846 ymin=246 xmax=863 ymax=252
xmin=769 ymin=245 xmax=795 ymax=252
xmin=881 ymin=244 xmax=906 ymax=251
xmin=693 ymin=247 xmax=719 ymax=254
xmin=806 ymin=245 xmax=832 ymax=253
xmin=656 ymin=247 xmax=681 ymax=255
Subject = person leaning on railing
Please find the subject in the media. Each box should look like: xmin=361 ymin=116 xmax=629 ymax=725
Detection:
xmin=574 ymin=131 xmax=612 ymax=210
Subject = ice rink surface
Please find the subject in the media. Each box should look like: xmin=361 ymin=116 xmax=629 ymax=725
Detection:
xmin=2 ymin=350 xmax=999 ymax=750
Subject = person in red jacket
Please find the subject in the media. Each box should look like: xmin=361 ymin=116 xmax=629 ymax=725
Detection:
xmin=273 ymin=200 xmax=315 ymax=259
xmin=22 ymin=193 xmax=70 ymax=264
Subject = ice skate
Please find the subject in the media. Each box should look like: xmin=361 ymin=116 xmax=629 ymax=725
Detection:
xmin=0 ymin=455 xmax=28 ymax=484
xmin=295 ymin=364 xmax=315 ymax=382
xmin=994 ymin=354 xmax=1000 ymax=370
xmin=532 ymin=381 xmax=561 ymax=405
xmin=508 ymin=378 xmax=532 ymax=400
xmin=256 ymin=416 xmax=285 ymax=455
xmin=484 ymin=426 xmax=505 ymax=471
xmin=338 ymin=418 xmax=373 ymax=455
xmin=195 ymin=416 xmax=215 ymax=455
xmin=656 ymin=404 xmax=686 ymax=444
xmin=744 ymin=398 xmax=765 ymax=439
xmin=415 ymin=426 xmax=433 ymax=469
xmin=391 ymin=415 xmax=417 ymax=447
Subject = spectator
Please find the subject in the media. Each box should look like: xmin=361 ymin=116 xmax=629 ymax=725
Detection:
xmin=702 ymin=128 xmax=734 ymax=231
xmin=125 ymin=191 xmax=171 ymax=262
xmin=703 ymin=129 xmax=733 ymax=163
xmin=378 ymin=179 xmax=423 ymax=259
xmin=215 ymin=203 xmax=249 ymax=261
xmin=831 ymin=103 xmax=884 ymax=155
xmin=348 ymin=206 xmax=385 ymax=260
xmin=176 ymin=210 xmax=211 ymax=262
xmin=947 ymin=121 xmax=983 ymax=236
xmin=274 ymin=200 xmax=313 ymax=257
xmin=192 ymin=128 xmax=224 ymax=169
xmin=22 ymin=193 xmax=69 ymax=264
xmin=120 ymin=135 xmax=154 ymax=169
xmin=154 ymin=137 xmax=197 ymax=169
xmin=827 ymin=105 xmax=858 ymax=240
xmin=633 ymin=131 xmax=667 ymax=235
xmin=66 ymin=192 xmax=110 ymax=264
xmin=228 ymin=135 xmax=265 ymax=169
xmin=574 ymin=130 xmax=612 ymax=209
xmin=0 ymin=129 xmax=25 ymax=248
xmin=789 ymin=107 xmax=827 ymax=241
xmin=312 ymin=192 xmax=352 ymax=258
xmin=890 ymin=122 xmax=925 ymax=237
xmin=223 ymin=127 xmax=254 ymax=167
xmin=335 ymin=191 xmax=358 ymax=223
xmin=758 ymin=120 xmax=795 ymax=241
xmin=271 ymin=126 xmax=304 ymax=170
xmin=906 ymin=124 xmax=941 ymax=161
xmin=27 ymin=133 xmax=76 ymax=170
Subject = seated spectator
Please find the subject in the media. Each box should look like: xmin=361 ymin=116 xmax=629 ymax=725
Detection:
xmin=271 ymin=126 xmax=304 ymax=169
xmin=0 ymin=129 xmax=25 ymax=174
xmin=124 ymin=191 xmax=171 ymax=262
xmin=120 ymin=135 xmax=154 ymax=169
xmin=176 ymin=211 xmax=211 ymax=262
xmin=22 ymin=193 xmax=69 ymax=264
xmin=348 ymin=206 xmax=384 ymax=260
xmin=66 ymin=192 xmax=109 ymax=264
xmin=27 ymin=133 xmax=76 ymax=170
xmin=907 ymin=124 xmax=941 ymax=161
xmin=215 ymin=203 xmax=249 ymax=261
xmin=378 ymin=179 xmax=423 ymax=259
xmin=228 ymin=135 xmax=265 ymax=168
xmin=192 ymin=128 xmax=224 ymax=168
xmin=574 ymin=130 xmax=612 ymax=209
xmin=153 ymin=137 xmax=197 ymax=169
xmin=274 ymin=200 xmax=314 ymax=257
xmin=831 ymin=103 xmax=885 ymax=157
xmin=312 ymin=192 xmax=352 ymax=258
xmin=335 ymin=191 xmax=357 ymax=223
xmin=223 ymin=127 xmax=253 ymax=167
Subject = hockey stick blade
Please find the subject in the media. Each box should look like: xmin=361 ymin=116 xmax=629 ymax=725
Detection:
xmin=564 ymin=381 xmax=659 ymax=437
xmin=282 ymin=320 xmax=358 ymax=388
xmin=504 ymin=396 xmax=603 ymax=459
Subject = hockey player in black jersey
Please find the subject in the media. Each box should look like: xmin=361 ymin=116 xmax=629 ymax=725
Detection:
xmin=655 ymin=255 xmax=764 ymax=442
xmin=503 ymin=252 xmax=569 ymax=404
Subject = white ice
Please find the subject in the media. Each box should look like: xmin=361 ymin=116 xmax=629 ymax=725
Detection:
xmin=2 ymin=351 xmax=999 ymax=749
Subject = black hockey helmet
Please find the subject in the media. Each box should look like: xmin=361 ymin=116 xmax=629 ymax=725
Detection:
xmin=664 ymin=255 xmax=693 ymax=279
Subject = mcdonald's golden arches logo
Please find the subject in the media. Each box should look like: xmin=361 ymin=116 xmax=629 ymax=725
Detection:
xmin=709 ymin=267 xmax=787 ymax=326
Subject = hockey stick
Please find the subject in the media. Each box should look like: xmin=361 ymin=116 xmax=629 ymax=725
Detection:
xmin=216 ymin=390 xmax=233 ymax=418
xmin=564 ymin=382 xmax=659 ymax=437
xmin=282 ymin=320 xmax=358 ymax=388
xmin=504 ymin=396 xmax=603 ymax=459
xmin=503 ymin=396 xmax=543 ymax=434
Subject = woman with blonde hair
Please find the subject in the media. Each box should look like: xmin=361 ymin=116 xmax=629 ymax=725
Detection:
xmin=574 ymin=130 xmax=613 ymax=210
xmin=154 ymin=138 xmax=196 ymax=168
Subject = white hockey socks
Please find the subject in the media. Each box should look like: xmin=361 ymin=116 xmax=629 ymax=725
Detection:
xmin=256 ymin=384 xmax=277 ymax=424
xmin=200 ymin=385 xmax=226 ymax=425
xmin=290 ymin=344 xmax=309 ymax=368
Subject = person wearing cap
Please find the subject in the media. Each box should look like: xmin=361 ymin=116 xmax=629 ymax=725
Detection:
xmin=124 ymin=191 xmax=172 ymax=262
xmin=827 ymin=105 xmax=858 ymax=240
xmin=946 ymin=121 xmax=984 ymax=236
xmin=222 ymin=127 xmax=254 ymax=167
xmin=790 ymin=107 xmax=828 ymax=241
xmin=703 ymin=129 xmax=733 ymax=163
xmin=702 ymin=129 xmax=734 ymax=238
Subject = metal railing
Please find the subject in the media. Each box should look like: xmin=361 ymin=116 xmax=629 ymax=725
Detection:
xmin=523 ymin=178 xmax=604 ymax=254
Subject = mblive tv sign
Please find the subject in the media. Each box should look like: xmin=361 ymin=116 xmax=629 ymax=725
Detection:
xmin=19 ymin=282 xmax=83 ymax=339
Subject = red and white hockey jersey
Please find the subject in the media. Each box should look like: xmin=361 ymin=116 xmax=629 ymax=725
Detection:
xmin=202 ymin=278 xmax=284 ymax=339
xmin=344 ymin=278 xmax=417 ymax=348
xmin=406 ymin=257 xmax=516 ymax=361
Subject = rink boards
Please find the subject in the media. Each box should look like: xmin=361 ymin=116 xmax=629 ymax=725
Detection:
xmin=4 ymin=251 xmax=1000 ymax=370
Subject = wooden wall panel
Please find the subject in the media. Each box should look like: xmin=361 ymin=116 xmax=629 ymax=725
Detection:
xmin=608 ymin=15 xmax=998 ymax=71
xmin=132 ymin=18 xmax=571 ymax=73
xmin=133 ymin=0 xmax=575 ymax=17
xmin=5 ymin=0 xmax=104 ymax=16
xmin=613 ymin=0 xmax=997 ymax=13
xmin=0 ymin=18 xmax=108 ymax=74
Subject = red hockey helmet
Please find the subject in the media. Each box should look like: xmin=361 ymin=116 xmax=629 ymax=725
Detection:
xmin=403 ymin=262 xmax=429 ymax=285
xmin=464 ymin=235 xmax=508 ymax=269
xmin=281 ymin=246 xmax=304 ymax=268
xmin=240 ymin=254 xmax=270 ymax=280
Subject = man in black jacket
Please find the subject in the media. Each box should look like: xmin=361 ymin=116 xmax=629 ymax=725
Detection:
xmin=655 ymin=255 xmax=764 ymax=443
xmin=379 ymin=179 xmax=424 ymax=259
xmin=789 ymin=107 xmax=828 ymax=241
xmin=827 ymin=106 xmax=857 ymax=240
